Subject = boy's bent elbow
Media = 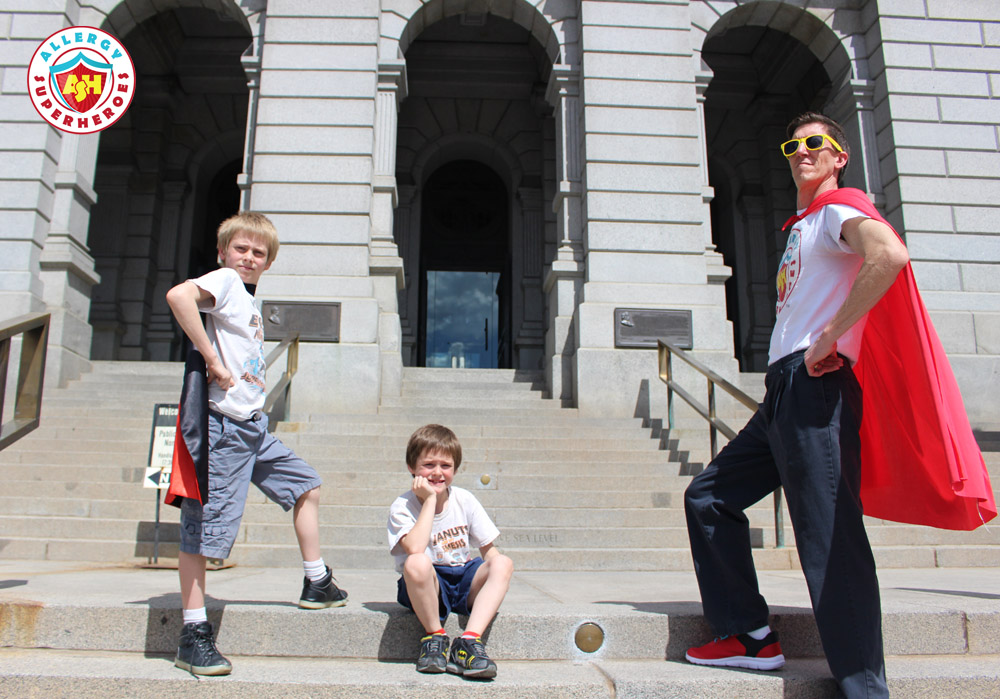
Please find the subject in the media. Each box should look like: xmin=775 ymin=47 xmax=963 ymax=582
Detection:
xmin=166 ymin=282 xmax=195 ymax=310
xmin=165 ymin=284 xmax=183 ymax=308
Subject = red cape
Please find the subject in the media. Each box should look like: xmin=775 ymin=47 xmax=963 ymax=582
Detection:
xmin=783 ymin=188 xmax=995 ymax=530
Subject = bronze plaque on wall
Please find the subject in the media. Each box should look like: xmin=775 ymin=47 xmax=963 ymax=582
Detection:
xmin=261 ymin=301 xmax=341 ymax=342
xmin=614 ymin=308 xmax=693 ymax=349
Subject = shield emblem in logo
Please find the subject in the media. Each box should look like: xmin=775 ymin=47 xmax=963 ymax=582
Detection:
xmin=50 ymin=52 xmax=111 ymax=114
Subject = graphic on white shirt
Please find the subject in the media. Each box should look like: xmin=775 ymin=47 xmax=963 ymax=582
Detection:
xmin=432 ymin=524 xmax=470 ymax=565
xmin=776 ymin=228 xmax=801 ymax=313
xmin=241 ymin=314 xmax=266 ymax=393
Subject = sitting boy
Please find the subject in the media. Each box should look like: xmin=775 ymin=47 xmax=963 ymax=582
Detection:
xmin=165 ymin=211 xmax=347 ymax=676
xmin=387 ymin=424 xmax=514 ymax=678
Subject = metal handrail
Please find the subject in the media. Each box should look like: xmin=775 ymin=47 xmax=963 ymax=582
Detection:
xmin=262 ymin=334 xmax=299 ymax=427
xmin=0 ymin=313 xmax=50 ymax=451
xmin=657 ymin=340 xmax=785 ymax=548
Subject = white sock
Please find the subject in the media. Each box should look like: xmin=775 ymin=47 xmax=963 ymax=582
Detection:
xmin=304 ymin=558 xmax=327 ymax=582
xmin=183 ymin=607 xmax=208 ymax=625
xmin=746 ymin=625 xmax=771 ymax=640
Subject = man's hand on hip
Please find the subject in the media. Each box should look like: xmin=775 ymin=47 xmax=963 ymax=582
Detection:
xmin=804 ymin=338 xmax=843 ymax=377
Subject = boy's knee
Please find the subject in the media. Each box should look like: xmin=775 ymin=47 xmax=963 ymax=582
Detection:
xmin=489 ymin=554 xmax=514 ymax=580
xmin=296 ymin=486 xmax=320 ymax=505
xmin=402 ymin=553 xmax=434 ymax=581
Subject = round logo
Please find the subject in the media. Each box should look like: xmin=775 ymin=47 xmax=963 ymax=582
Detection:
xmin=27 ymin=26 xmax=134 ymax=135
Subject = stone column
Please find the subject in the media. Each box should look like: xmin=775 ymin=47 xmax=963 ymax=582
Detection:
xmin=543 ymin=65 xmax=584 ymax=401
xmin=88 ymin=166 xmax=130 ymax=360
xmin=395 ymin=184 xmax=419 ymax=366
xmin=828 ymin=79 xmax=883 ymax=207
xmin=146 ymin=180 xmax=188 ymax=359
xmin=739 ymin=195 xmax=775 ymax=368
xmin=516 ymin=186 xmax=544 ymax=369
xmin=371 ymin=59 xmax=407 ymax=399
xmin=237 ymin=11 xmax=264 ymax=208
xmin=371 ymin=59 xmax=407 ymax=282
xmin=38 ymin=133 xmax=102 ymax=385
xmin=696 ymin=69 xmax=730 ymax=285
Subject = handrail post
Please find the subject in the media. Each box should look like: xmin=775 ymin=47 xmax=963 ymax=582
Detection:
xmin=262 ymin=333 xmax=300 ymax=428
xmin=0 ymin=313 xmax=50 ymax=451
xmin=707 ymin=377 xmax=718 ymax=459
xmin=0 ymin=336 xmax=10 ymax=420
xmin=666 ymin=349 xmax=674 ymax=431
xmin=285 ymin=336 xmax=299 ymax=420
xmin=16 ymin=319 xmax=47 ymax=421
xmin=774 ymin=488 xmax=785 ymax=548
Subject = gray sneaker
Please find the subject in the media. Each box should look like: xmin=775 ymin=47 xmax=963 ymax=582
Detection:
xmin=415 ymin=632 xmax=449 ymax=673
xmin=446 ymin=635 xmax=497 ymax=679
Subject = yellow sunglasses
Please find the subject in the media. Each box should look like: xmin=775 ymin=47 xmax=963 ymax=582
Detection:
xmin=780 ymin=133 xmax=844 ymax=157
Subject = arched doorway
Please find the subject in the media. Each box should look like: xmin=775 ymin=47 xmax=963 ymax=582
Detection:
xmin=393 ymin=12 xmax=553 ymax=370
xmin=702 ymin=22 xmax=836 ymax=371
xmin=419 ymin=161 xmax=509 ymax=368
xmin=86 ymin=5 xmax=251 ymax=361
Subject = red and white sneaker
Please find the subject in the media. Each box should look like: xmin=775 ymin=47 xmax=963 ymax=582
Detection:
xmin=685 ymin=631 xmax=785 ymax=671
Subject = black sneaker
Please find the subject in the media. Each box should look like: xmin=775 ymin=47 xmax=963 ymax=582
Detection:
xmin=415 ymin=632 xmax=449 ymax=673
xmin=446 ymin=635 xmax=497 ymax=679
xmin=298 ymin=566 xmax=348 ymax=609
xmin=175 ymin=621 xmax=232 ymax=676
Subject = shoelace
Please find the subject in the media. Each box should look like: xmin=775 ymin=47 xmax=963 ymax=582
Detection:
xmin=422 ymin=635 xmax=447 ymax=655
xmin=191 ymin=628 xmax=222 ymax=658
xmin=465 ymin=637 xmax=488 ymax=658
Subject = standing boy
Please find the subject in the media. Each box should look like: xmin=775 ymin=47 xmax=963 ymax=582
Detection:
xmin=387 ymin=424 xmax=514 ymax=679
xmin=684 ymin=113 xmax=910 ymax=698
xmin=165 ymin=211 xmax=347 ymax=676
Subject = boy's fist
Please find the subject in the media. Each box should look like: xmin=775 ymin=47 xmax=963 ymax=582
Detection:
xmin=206 ymin=357 xmax=235 ymax=390
xmin=411 ymin=475 xmax=436 ymax=503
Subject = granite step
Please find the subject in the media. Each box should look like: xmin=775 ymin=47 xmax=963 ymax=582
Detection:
xmin=1 ymin=650 xmax=996 ymax=698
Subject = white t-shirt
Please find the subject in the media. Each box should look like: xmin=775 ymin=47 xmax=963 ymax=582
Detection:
xmin=769 ymin=203 xmax=868 ymax=365
xmin=191 ymin=267 xmax=267 ymax=420
xmin=387 ymin=486 xmax=500 ymax=574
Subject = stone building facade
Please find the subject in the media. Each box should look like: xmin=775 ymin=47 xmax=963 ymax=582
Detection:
xmin=2 ymin=0 xmax=997 ymax=424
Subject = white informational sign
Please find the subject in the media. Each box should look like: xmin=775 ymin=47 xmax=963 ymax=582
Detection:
xmin=144 ymin=403 xmax=177 ymax=489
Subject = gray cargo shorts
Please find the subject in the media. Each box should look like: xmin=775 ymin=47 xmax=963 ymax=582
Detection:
xmin=179 ymin=410 xmax=322 ymax=559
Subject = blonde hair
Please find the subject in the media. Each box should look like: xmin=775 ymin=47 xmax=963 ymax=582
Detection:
xmin=406 ymin=424 xmax=463 ymax=471
xmin=217 ymin=211 xmax=279 ymax=264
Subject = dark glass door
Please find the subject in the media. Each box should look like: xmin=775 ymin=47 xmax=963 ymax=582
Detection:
xmin=425 ymin=270 xmax=499 ymax=368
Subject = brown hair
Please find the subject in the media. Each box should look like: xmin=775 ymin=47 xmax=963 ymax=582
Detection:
xmin=786 ymin=111 xmax=850 ymax=184
xmin=217 ymin=211 xmax=279 ymax=264
xmin=406 ymin=424 xmax=463 ymax=471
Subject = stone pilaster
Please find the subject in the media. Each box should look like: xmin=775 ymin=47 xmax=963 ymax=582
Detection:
xmin=371 ymin=58 xmax=408 ymax=399
xmin=828 ymin=78 xmax=884 ymax=207
xmin=237 ymin=11 xmax=264 ymax=208
xmin=543 ymin=64 xmax=584 ymax=401
xmin=696 ymin=69 xmax=730 ymax=285
xmin=38 ymin=133 xmax=101 ymax=386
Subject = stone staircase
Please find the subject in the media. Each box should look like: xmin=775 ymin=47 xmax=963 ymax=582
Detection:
xmin=1 ymin=360 xmax=999 ymax=696
xmin=1 ymin=361 xmax=996 ymax=570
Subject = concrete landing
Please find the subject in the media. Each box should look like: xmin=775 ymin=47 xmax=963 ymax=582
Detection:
xmin=1 ymin=561 xmax=997 ymax=671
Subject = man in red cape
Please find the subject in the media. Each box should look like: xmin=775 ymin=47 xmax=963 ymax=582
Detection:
xmin=682 ymin=112 xmax=993 ymax=699
xmin=788 ymin=187 xmax=995 ymax=531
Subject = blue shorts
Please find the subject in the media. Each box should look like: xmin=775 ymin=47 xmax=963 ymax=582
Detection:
xmin=179 ymin=410 xmax=322 ymax=559
xmin=397 ymin=558 xmax=485 ymax=624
